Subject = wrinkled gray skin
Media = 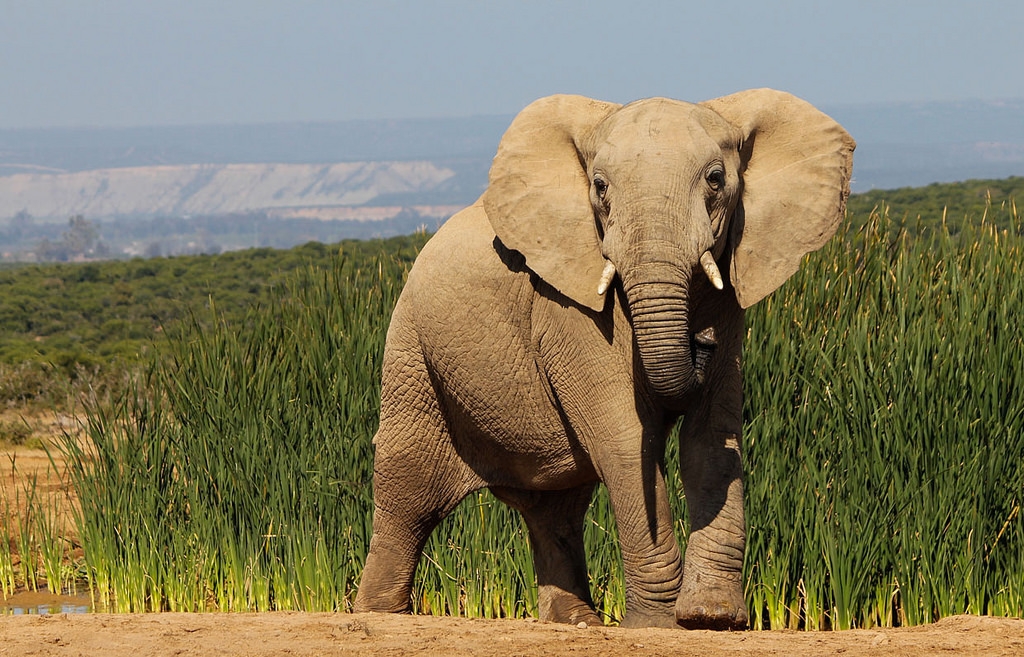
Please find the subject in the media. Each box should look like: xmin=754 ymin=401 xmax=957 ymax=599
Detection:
xmin=354 ymin=89 xmax=854 ymax=629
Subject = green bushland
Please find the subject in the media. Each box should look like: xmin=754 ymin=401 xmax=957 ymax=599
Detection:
xmin=1 ymin=178 xmax=1022 ymax=627
xmin=0 ymin=238 xmax=424 ymax=423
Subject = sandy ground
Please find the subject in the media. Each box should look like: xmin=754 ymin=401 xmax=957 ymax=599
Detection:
xmin=0 ymin=612 xmax=1022 ymax=656
xmin=1 ymin=445 xmax=69 ymax=502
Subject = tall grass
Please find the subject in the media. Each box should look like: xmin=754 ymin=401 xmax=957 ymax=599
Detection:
xmin=59 ymin=201 xmax=1023 ymax=627
xmin=742 ymin=200 xmax=1024 ymax=629
xmin=0 ymin=487 xmax=15 ymax=597
xmin=61 ymin=249 xmax=397 ymax=612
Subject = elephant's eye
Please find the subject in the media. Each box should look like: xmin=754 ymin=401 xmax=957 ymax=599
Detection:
xmin=706 ymin=167 xmax=725 ymax=192
xmin=593 ymin=177 xmax=608 ymax=199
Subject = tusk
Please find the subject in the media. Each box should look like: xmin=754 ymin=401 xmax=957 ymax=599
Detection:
xmin=700 ymin=251 xmax=724 ymax=290
xmin=597 ymin=260 xmax=616 ymax=295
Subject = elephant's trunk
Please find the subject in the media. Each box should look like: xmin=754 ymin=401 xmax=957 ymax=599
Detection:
xmin=625 ymin=279 xmax=714 ymax=404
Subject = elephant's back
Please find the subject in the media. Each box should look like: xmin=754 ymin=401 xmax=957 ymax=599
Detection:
xmin=401 ymin=202 xmax=534 ymax=328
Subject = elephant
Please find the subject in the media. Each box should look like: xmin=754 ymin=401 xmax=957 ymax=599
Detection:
xmin=353 ymin=89 xmax=854 ymax=630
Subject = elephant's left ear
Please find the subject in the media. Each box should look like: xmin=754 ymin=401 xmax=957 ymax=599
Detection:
xmin=702 ymin=89 xmax=855 ymax=308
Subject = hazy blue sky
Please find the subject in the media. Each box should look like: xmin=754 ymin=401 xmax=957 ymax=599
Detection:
xmin=2 ymin=1 xmax=1021 ymax=128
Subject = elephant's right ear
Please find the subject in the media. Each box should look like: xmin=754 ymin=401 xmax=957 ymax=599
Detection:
xmin=483 ymin=95 xmax=621 ymax=312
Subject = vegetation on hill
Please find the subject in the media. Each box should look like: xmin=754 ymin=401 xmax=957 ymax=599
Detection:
xmin=0 ymin=176 xmax=1021 ymax=430
xmin=847 ymin=176 xmax=1024 ymax=229
xmin=0 ymin=237 xmax=425 ymax=413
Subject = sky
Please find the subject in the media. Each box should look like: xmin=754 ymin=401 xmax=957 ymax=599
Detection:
xmin=1 ymin=0 xmax=1022 ymax=129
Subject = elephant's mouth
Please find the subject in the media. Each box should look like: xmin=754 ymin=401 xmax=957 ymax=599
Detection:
xmin=691 ymin=327 xmax=717 ymax=387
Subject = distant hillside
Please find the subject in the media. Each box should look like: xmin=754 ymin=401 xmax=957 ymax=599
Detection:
xmin=0 ymin=161 xmax=458 ymax=221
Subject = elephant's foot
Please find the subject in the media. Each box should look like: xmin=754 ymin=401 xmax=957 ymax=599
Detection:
xmin=352 ymin=583 xmax=412 ymax=615
xmin=537 ymin=585 xmax=603 ymax=626
xmin=354 ymin=544 xmax=417 ymax=614
xmin=543 ymin=604 xmax=604 ymax=627
xmin=675 ymin=585 xmax=748 ymax=630
xmin=618 ymin=608 xmax=679 ymax=629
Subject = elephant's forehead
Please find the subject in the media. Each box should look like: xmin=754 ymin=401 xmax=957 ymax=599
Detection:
xmin=596 ymin=108 xmax=723 ymax=174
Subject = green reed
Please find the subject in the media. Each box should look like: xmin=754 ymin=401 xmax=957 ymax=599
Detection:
xmin=742 ymin=200 xmax=1024 ymax=628
xmin=61 ymin=247 xmax=399 ymax=612
xmin=0 ymin=458 xmax=75 ymax=598
xmin=57 ymin=200 xmax=1024 ymax=627
xmin=0 ymin=490 xmax=14 ymax=597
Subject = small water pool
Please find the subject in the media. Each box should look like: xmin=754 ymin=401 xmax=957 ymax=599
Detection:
xmin=0 ymin=589 xmax=92 ymax=615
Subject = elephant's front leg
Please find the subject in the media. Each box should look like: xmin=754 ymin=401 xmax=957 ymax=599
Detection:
xmin=675 ymin=342 xmax=748 ymax=630
xmin=676 ymin=428 xmax=747 ymax=629
xmin=601 ymin=449 xmax=684 ymax=629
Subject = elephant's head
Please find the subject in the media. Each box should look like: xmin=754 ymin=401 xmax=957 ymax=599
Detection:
xmin=483 ymin=90 xmax=854 ymax=403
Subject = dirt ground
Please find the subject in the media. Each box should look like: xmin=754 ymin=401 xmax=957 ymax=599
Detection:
xmin=0 ymin=612 xmax=1021 ymax=656
xmin=1 ymin=445 xmax=70 ymax=504
xmin=2 ymin=440 xmax=1024 ymax=656
xmin=1 ymin=439 xmax=77 ymax=540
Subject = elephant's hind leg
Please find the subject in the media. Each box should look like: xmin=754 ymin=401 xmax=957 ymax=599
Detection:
xmin=491 ymin=484 xmax=602 ymax=626
xmin=354 ymin=371 xmax=479 ymax=613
